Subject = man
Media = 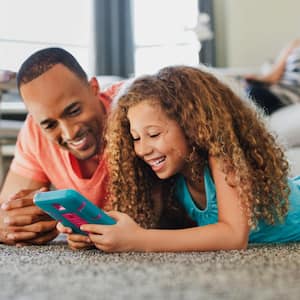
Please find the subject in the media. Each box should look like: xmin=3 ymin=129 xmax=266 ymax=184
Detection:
xmin=245 ymin=38 xmax=300 ymax=114
xmin=0 ymin=48 xmax=121 ymax=246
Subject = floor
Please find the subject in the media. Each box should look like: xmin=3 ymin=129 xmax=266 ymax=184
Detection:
xmin=1 ymin=238 xmax=300 ymax=300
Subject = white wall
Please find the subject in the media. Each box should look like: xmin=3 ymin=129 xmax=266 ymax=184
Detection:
xmin=214 ymin=0 xmax=300 ymax=68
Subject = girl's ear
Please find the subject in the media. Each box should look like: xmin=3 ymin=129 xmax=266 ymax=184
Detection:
xmin=89 ymin=77 xmax=100 ymax=95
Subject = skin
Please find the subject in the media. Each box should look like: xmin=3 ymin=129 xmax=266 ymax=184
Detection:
xmin=0 ymin=64 xmax=106 ymax=246
xmin=245 ymin=38 xmax=300 ymax=84
xmin=59 ymin=101 xmax=250 ymax=252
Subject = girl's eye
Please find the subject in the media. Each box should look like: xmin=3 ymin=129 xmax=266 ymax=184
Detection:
xmin=132 ymin=136 xmax=140 ymax=142
xmin=149 ymin=133 xmax=160 ymax=138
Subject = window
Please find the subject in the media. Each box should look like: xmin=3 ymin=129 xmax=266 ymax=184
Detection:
xmin=0 ymin=0 xmax=92 ymax=73
xmin=0 ymin=0 xmax=200 ymax=76
xmin=132 ymin=0 xmax=200 ymax=75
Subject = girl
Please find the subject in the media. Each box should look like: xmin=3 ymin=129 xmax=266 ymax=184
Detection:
xmin=58 ymin=66 xmax=300 ymax=252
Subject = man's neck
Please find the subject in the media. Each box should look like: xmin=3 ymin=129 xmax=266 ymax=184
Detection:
xmin=77 ymin=155 xmax=100 ymax=179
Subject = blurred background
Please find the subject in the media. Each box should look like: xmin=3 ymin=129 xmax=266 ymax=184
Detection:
xmin=0 ymin=0 xmax=299 ymax=77
xmin=0 ymin=0 xmax=300 ymax=184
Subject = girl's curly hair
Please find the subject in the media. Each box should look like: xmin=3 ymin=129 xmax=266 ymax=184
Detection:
xmin=105 ymin=65 xmax=290 ymax=229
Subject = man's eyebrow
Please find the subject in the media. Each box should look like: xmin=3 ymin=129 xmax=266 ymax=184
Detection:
xmin=40 ymin=118 xmax=54 ymax=126
xmin=39 ymin=101 xmax=81 ymax=126
xmin=61 ymin=101 xmax=81 ymax=117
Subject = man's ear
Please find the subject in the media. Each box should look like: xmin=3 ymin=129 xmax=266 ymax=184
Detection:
xmin=89 ymin=77 xmax=100 ymax=95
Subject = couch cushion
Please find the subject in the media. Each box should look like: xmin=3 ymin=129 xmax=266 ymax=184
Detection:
xmin=268 ymin=103 xmax=300 ymax=148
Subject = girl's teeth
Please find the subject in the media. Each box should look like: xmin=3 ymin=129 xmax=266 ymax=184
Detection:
xmin=153 ymin=157 xmax=165 ymax=166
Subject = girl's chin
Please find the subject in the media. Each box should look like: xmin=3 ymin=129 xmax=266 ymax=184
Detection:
xmin=154 ymin=171 xmax=174 ymax=180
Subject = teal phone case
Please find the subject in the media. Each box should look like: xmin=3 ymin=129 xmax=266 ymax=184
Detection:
xmin=33 ymin=189 xmax=116 ymax=235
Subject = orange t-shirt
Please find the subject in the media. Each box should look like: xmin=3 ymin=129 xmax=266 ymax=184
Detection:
xmin=10 ymin=83 xmax=121 ymax=208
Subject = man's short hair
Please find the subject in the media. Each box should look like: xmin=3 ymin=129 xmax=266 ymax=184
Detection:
xmin=17 ymin=47 xmax=88 ymax=90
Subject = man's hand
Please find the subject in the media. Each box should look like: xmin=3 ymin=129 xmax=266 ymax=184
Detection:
xmin=0 ymin=188 xmax=58 ymax=245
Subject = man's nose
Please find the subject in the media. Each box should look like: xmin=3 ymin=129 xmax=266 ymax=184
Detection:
xmin=60 ymin=121 xmax=78 ymax=141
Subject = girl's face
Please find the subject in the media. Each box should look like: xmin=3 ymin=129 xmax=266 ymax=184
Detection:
xmin=127 ymin=101 xmax=189 ymax=179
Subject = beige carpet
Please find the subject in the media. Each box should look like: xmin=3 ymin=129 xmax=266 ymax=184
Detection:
xmin=1 ymin=236 xmax=299 ymax=300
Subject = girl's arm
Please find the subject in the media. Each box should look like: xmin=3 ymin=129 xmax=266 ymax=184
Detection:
xmin=81 ymin=157 xmax=250 ymax=252
xmin=135 ymin=156 xmax=249 ymax=252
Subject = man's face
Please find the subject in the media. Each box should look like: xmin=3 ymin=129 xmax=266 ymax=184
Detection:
xmin=20 ymin=64 xmax=106 ymax=160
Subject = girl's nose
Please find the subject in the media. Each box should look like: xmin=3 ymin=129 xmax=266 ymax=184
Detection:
xmin=136 ymin=140 xmax=153 ymax=157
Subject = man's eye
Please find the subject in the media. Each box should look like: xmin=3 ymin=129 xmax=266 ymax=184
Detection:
xmin=43 ymin=121 xmax=57 ymax=130
xmin=68 ymin=108 xmax=81 ymax=116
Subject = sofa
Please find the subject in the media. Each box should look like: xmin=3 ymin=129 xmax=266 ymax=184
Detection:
xmin=1 ymin=70 xmax=299 ymax=180
xmin=214 ymin=67 xmax=300 ymax=177
xmin=268 ymin=104 xmax=300 ymax=176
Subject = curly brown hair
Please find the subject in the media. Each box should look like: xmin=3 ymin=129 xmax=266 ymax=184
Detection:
xmin=105 ymin=65 xmax=290 ymax=229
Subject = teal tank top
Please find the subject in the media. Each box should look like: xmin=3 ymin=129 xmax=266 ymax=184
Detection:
xmin=175 ymin=166 xmax=300 ymax=243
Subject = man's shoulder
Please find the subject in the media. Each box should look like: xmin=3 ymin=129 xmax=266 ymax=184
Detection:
xmin=102 ymin=81 xmax=124 ymax=98
xmin=22 ymin=114 xmax=41 ymax=138
xmin=19 ymin=114 xmax=50 ymax=148
xmin=99 ymin=81 xmax=124 ymax=108
xmin=16 ymin=114 xmax=64 ymax=168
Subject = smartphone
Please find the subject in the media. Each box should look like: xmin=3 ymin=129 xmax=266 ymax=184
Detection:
xmin=33 ymin=189 xmax=116 ymax=235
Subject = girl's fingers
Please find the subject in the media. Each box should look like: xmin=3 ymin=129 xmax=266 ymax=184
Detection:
xmin=67 ymin=233 xmax=91 ymax=244
xmin=57 ymin=222 xmax=72 ymax=234
xmin=80 ymin=224 xmax=106 ymax=234
xmin=67 ymin=235 xmax=93 ymax=250
xmin=106 ymin=210 xmax=122 ymax=220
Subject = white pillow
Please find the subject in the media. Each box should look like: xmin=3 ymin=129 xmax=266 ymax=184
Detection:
xmin=268 ymin=104 xmax=300 ymax=148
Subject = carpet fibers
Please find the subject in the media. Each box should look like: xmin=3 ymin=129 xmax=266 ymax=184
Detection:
xmin=0 ymin=238 xmax=300 ymax=300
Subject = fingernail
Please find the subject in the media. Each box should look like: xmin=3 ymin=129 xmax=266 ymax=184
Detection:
xmin=8 ymin=194 xmax=16 ymax=200
xmin=1 ymin=203 xmax=8 ymax=210
xmin=7 ymin=234 xmax=15 ymax=240
xmin=62 ymin=226 xmax=72 ymax=233
xmin=86 ymin=237 xmax=91 ymax=243
xmin=3 ymin=217 xmax=10 ymax=224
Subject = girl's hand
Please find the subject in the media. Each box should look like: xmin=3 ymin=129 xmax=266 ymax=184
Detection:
xmin=80 ymin=211 xmax=144 ymax=252
xmin=56 ymin=222 xmax=94 ymax=250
